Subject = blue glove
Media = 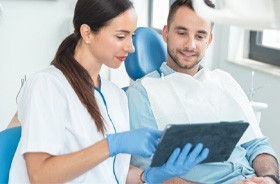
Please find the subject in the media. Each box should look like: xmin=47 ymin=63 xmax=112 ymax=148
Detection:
xmin=107 ymin=128 xmax=162 ymax=157
xmin=144 ymin=143 xmax=209 ymax=184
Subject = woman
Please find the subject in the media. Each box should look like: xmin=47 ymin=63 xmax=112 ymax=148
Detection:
xmin=9 ymin=0 xmax=208 ymax=183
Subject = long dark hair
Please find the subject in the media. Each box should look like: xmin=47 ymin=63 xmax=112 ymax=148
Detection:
xmin=51 ymin=0 xmax=133 ymax=134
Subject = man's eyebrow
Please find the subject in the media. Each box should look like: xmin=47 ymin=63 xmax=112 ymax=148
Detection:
xmin=175 ymin=26 xmax=209 ymax=35
xmin=174 ymin=26 xmax=188 ymax=31
xmin=197 ymin=30 xmax=208 ymax=35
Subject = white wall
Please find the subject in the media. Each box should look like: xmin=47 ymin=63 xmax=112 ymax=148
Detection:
xmin=0 ymin=0 xmax=76 ymax=130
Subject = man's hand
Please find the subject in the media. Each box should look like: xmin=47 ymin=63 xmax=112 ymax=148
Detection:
xmin=235 ymin=176 xmax=263 ymax=184
xmin=163 ymin=177 xmax=196 ymax=184
xmin=235 ymin=176 xmax=278 ymax=184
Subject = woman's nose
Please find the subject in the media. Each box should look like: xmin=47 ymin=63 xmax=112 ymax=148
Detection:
xmin=124 ymin=41 xmax=135 ymax=53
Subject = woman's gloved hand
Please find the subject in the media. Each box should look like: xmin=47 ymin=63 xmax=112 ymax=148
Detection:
xmin=144 ymin=143 xmax=209 ymax=184
xmin=107 ymin=128 xmax=162 ymax=157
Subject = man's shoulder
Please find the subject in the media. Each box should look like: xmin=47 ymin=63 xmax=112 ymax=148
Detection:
xmin=212 ymin=68 xmax=231 ymax=76
xmin=129 ymin=70 xmax=160 ymax=89
xmin=210 ymin=68 xmax=237 ymax=82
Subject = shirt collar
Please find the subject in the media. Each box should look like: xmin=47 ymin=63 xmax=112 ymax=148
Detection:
xmin=159 ymin=62 xmax=175 ymax=76
xmin=159 ymin=62 xmax=204 ymax=78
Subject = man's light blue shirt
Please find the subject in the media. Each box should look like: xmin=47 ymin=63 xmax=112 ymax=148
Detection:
xmin=126 ymin=62 xmax=278 ymax=184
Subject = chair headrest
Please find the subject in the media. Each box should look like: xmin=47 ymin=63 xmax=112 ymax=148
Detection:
xmin=125 ymin=27 xmax=167 ymax=81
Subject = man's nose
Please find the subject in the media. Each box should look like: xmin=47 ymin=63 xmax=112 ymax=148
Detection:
xmin=183 ymin=36 xmax=196 ymax=50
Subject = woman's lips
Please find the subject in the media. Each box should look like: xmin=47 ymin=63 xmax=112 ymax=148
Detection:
xmin=116 ymin=56 xmax=127 ymax=62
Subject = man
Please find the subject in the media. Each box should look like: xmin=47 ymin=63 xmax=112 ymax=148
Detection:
xmin=126 ymin=0 xmax=279 ymax=183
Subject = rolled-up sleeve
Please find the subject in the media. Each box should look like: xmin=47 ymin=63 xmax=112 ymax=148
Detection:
xmin=241 ymin=136 xmax=279 ymax=165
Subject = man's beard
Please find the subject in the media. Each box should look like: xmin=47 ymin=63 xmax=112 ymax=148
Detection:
xmin=167 ymin=47 xmax=201 ymax=70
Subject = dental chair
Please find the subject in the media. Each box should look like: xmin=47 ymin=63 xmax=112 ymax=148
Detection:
xmin=125 ymin=27 xmax=167 ymax=81
xmin=0 ymin=126 xmax=21 ymax=183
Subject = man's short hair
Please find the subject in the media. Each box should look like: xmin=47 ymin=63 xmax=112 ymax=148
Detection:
xmin=167 ymin=0 xmax=215 ymax=28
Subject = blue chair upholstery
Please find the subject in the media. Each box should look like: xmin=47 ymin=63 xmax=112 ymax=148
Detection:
xmin=125 ymin=27 xmax=167 ymax=81
xmin=0 ymin=126 xmax=21 ymax=183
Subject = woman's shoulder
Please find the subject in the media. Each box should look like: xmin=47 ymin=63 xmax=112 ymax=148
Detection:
xmin=29 ymin=65 xmax=68 ymax=86
xmin=21 ymin=66 xmax=71 ymax=97
xmin=37 ymin=65 xmax=65 ymax=80
xmin=17 ymin=66 xmax=70 ymax=108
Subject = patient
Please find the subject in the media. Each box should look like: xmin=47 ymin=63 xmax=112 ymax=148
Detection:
xmin=126 ymin=0 xmax=279 ymax=183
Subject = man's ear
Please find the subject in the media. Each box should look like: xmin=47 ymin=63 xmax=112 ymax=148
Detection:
xmin=206 ymin=32 xmax=213 ymax=47
xmin=80 ymin=24 xmax=92 ymax=44
xmin=162 ymin=25 xmax=168 ymax=43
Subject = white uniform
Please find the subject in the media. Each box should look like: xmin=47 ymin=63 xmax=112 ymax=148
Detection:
xmin=9 ymin=66 xmax=130 ymax=184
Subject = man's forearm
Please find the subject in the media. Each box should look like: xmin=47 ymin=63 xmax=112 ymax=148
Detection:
xmin=252 ymin=153 xmax=279 ymax=177
xmin=163 ymin=177 xmax=195 ymax=184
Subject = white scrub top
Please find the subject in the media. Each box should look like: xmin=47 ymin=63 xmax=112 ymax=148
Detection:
xmin=9 ymin=66 xmax=130 ymax=184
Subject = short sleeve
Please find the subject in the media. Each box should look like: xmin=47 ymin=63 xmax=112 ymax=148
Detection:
xmin=18 ymin=72 xmax=67 ymax=156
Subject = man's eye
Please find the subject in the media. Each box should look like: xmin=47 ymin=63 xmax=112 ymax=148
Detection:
xmin=196 ymin=35 xmax=206 ymax=40
xmin=178 ymin=32 xmax=186 ymax=36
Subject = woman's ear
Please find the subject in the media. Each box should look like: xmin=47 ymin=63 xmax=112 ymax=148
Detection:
xmin=80 ymin=24 xmax=92 ymax=44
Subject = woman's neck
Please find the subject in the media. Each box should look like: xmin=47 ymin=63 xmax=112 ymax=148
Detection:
xmin=74 ymin=43 xmax=102 ymax=87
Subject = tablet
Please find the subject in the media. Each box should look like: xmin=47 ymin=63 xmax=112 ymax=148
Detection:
xmin=150 ymin=121 xmax=249 ymax=167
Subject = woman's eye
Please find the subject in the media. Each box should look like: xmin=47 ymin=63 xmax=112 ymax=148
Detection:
xmin=116 ymin=35 xmax=125 ymax=40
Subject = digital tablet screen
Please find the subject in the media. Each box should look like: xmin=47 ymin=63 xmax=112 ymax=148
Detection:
xmin=151 ymin=121 xmax=249 ymax=167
